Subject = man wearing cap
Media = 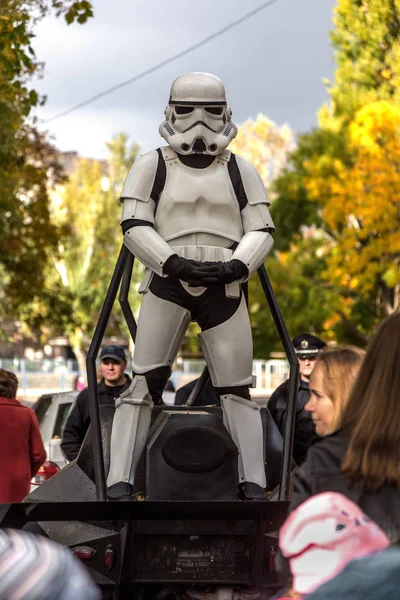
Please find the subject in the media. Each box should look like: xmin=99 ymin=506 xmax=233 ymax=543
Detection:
xmin=268 ymin=333 xmax=326 ymax=466
xmin=61 ymin=345 xmax=131 ymax=462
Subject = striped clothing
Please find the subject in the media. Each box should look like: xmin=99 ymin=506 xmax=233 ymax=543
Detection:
xmin=0 ymin=529 xmax=100 ymax=600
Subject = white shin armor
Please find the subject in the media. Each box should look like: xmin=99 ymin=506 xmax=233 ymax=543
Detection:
xmin=221 ymin=394 xmax=266 ymax=488
xmin=107 ymin=376 xmax=154 ymax=488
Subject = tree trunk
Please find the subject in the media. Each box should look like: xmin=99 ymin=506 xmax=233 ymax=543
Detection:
xmin=71 ymin=330 xmax=88 ymax=385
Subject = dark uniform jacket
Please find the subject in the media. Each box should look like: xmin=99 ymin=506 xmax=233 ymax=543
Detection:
xmin=61 ymin=377 xmax=131 ymax=461
xmin=290 ymin=429 xmax=400 ymax=542
xmin=268 ymin=378 xmax=319 ymax=466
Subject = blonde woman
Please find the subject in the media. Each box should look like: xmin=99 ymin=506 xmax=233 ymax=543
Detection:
xmin=305 ymin=346 xmax=366 ymax=437
xmin=289 ymin=314 xmax=400 ymax=541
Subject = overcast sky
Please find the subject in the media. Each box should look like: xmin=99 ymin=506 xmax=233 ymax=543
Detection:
xmin=32 ymin=0 xmax=337 ymax=159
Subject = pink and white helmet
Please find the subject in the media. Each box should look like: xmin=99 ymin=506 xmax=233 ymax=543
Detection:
xmin=279 ymin=492 xmax=390 ymax=595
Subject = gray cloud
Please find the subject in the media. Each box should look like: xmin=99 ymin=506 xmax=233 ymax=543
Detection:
xmin=32 ymin=0 xmax=336 ymax=158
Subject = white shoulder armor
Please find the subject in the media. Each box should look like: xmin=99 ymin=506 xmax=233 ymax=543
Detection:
xmin=235 ymin=155 xmax=270 ymax=206
xmin=120 ymin=150 xmax=159 ymax=224
xmin=235 ymin=155 xmax=274 ymax=233
xmin=120 ymin=150 xmax=159 ymax=202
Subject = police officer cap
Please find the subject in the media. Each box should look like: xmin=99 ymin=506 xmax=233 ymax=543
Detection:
xmin=292 ymin=333 xmax=326 ymax=358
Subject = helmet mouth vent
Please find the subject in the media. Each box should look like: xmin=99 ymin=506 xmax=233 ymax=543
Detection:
xmin=181 ymin=143 xmax=191 ymax=152
xmin=208 ymin=144 xmax=218 ymax=153
xmin=164 ymin=123 xmax=175 ymax=136
xmin=193 ymin=139 xmax=207 ymax=153
xmin=223 ymin=123 xmax=233 ymax=137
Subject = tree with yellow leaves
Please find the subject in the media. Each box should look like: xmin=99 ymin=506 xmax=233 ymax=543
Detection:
xmin=268 ymin=0 xmax=400 ymax=350
xmin=230 ymin=114 xmax=295 ymax=194
xmin=328 ymin=0 xmax=400 ymax=118
xmin=305 ymin=101 xmax=400 ymax=319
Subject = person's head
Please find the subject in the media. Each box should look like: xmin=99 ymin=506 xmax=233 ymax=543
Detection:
xmin=292 ymin=333 xmax=327 ymax=381
xmin=0 ymin=529 xmax=101 ymax=600
xmin=159 ymin=72 xmax=237 ymax=156
xmin=341 ymin=313 xmax=400 ymax=491
xmin=99 ymin=345 xmax=127 ymax=387
xmin=306 ymin=346 xmax=366 ymax=436
xmin=279 ymin=492 xmax=390 ymax=596
xmin=0 ymin=369 xmax=18 ymax=399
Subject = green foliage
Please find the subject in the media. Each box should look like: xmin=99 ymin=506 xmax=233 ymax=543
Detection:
xmin=266 ymin=0 xmax=400 ymax=354
xmin=48 ymin=134 xmax=140 ymax=354
xmin=329 ymin=0 xmax=400 ymax=117
xmin=250 ymin=239 xmax=336 ymax=358
xmin=0 ymin=0 xmax=93 ymax=345
xmin=64 ymin=0 xmax=93 ymax=24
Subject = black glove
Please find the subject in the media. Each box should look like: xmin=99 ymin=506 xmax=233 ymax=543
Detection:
xmin=163 ymin=254 xmax=211 ymax=287
xmin=187 ymin=259 xmax=249 ymax=286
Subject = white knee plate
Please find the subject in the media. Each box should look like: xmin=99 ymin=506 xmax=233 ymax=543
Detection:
xmin=198 ymin=294 xmax=253 ymax=387
xmin=107 ymin=376 xmax=154 ymax=488
xmin=221 ymin=394 xmax=266 ymax=488
xmin=132 ymin=290 xmax=191 ymax=373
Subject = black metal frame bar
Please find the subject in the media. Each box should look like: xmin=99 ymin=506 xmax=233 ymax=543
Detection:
xmin=119 ymin=252 xmax=137 ymax=342
xmin=257 ymin=265 xmax=299 ymax=500
xmin=86 ymin=245 xmax=130 ymax=501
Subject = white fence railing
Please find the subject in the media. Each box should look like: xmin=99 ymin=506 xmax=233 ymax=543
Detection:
xmin=0 ymin=357 xmax=289 ymax=400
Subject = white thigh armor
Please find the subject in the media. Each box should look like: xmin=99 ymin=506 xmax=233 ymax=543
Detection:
xmin=198 ymin=294 xmax=253 ymax=388
xmin=132 ymin=290 xmax=191 ymax=373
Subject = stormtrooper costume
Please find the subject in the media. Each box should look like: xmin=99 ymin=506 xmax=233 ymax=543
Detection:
xmin=107 ymin=72 xmax=275 ymax=500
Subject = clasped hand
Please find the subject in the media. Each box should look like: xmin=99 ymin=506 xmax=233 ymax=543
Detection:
xmin=163 ymin=255 xmax=248 ymax=287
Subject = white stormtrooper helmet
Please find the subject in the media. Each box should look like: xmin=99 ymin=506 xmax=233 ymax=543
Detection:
xmin=159 ymin=72 xmax=238 ymax=155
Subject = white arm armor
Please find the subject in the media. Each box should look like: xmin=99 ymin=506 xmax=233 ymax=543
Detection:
xmin=120 ymin=150 xmax=174 ymax=275
xmin=231 ymin=156 xmax=275 ymax=279
xmin=231 ymin=231 xmax=274 ymax=280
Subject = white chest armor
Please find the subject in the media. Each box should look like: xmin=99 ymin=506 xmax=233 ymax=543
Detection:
xmin=154 ymin=147 xmax=243 ymax=245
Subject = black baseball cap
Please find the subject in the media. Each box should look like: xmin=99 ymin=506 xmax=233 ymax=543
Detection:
xmin=292 ymin=333 xmax=326 ymax=359
xmin=100 ymin=344 xmax=127 ymax=363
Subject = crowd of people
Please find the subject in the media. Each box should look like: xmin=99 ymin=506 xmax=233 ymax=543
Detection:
xmin=0 ymin=311 xmax=399 ymax=598
xmin=274 ymin=311 xmax=400 ymax=598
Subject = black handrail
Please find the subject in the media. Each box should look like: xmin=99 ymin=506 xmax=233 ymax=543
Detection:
xmin=185 ymin=365 xmax=210 ymax=406
xmin=257 ymin=265 xmax=299 ymax=501
xmin=119 ymin=252 xmax=137 ymax=342
xmin=86 ymin=244 xmax=129 ymax=501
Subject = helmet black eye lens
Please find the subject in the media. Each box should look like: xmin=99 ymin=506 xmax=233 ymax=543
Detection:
xmin=175 ymin=106 xmax=194 ymax=115
xmin=205 ymin=106 xmax=223 ymax=115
